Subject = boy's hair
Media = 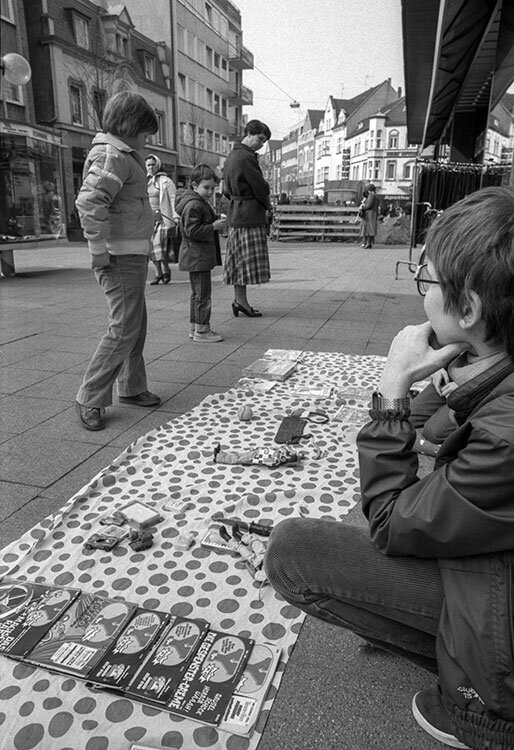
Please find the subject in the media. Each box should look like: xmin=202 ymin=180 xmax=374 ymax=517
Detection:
xmin=102 ymin=92 xmax=158 ymax=138
xmin=190 ymin=163 xmax=219 ymax=187
xmin=244 ymin=119 xmax=271 ymax=140
xmin=425 ymin=186 xmax=514 ymax=357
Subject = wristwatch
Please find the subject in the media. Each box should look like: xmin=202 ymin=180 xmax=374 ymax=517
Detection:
xmin=371 ymin=392 xmax=411 ymax=412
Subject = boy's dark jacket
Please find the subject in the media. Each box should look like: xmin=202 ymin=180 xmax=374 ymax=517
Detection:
xmin=222 ymin=143 xmax=271 ymax=227
xmin=175 ymin=189 xmax=221 ymax=272
xmin=357 ymin=357 xmax=514 ymax=750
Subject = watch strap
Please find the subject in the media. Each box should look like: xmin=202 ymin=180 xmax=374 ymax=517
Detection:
xmin=372 ymin=392 xmax=410 ymax=412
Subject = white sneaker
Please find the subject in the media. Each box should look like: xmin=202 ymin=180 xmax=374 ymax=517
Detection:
xmin=193 ymin=329 xmax=224 ymax=343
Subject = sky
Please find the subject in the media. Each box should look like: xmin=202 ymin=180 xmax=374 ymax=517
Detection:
xmin=233 ymin=0 xmax=405 ymax=139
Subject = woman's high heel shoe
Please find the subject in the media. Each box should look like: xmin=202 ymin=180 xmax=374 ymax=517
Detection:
xmin=232 ymin=302 xmax=262 ymax=318
xmin=150 ymin=275 xmax=163 ymax=285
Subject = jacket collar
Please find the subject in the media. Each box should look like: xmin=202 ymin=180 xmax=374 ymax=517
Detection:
xmin=448 ymin=354 xmax=514 ymax=422
xmin=91 ymin=132 xmax=135 ymax=152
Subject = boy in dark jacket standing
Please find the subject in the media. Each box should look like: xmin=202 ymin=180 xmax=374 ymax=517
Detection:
xmin=265 ymin=187 xmax=514 ymax=750
xmin=176 ymin=165 xmax=227 ymax=343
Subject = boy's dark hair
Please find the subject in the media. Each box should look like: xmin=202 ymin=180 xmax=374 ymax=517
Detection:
xmin=244 ymin=119 xmax=272 ymax=140
xmin=425 ymin=186 xmax=514 ymax=357
xmin=102 ymin=92 xmax=158 ymax=138
xmin=190 ymin=164 xmax=219 ymax=186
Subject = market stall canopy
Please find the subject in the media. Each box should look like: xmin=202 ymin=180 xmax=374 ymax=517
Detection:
xmin=402 ymin=0 xmax=514 ymax=148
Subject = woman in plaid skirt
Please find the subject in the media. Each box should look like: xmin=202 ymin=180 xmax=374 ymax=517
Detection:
xmin=222 ymin=120 xmax=272 ymax=317
xmin=146 ymin=155 xmax=179 ymax=284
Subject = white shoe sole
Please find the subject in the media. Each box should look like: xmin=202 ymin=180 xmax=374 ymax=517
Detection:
xmin=412 ymin=694 xmax=470 ymax=749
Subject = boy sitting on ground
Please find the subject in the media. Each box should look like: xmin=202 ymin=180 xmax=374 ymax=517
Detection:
xmin=265 ymin=186 xmax=514 ymax=750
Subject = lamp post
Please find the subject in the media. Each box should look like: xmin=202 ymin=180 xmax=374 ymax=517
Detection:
xmin=1 ymin=52 xmax=32 ymax=86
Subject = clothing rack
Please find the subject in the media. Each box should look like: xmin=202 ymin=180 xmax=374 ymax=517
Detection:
xmin=395 ymin=159 xmax=510 ymax=279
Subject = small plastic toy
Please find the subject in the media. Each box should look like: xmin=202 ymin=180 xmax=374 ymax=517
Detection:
xmin=83 ymin=533 xmax=120 ymax=552
xmin=128 ymin=529 xmax=154 ymax=552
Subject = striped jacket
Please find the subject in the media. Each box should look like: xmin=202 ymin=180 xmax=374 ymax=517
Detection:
xmin=75 ymin=132 xmax=153 ymax=257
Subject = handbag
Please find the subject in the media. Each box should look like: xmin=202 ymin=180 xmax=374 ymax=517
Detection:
xmin=358 ymin=206 xmax=365 ymax=219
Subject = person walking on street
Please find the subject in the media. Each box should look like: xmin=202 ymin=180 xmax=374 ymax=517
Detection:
xmin=360 ymin=183 xmax=378 ymax=249
xmin=223 ymin=119 xmax=272 ymax=318
xmin=74 ymin=91 xmax=161 ymax=431
xmin=145 ymin=154 xmax=179 ymax=285
xmin=176 ymin=164 xmax=227 ymax=343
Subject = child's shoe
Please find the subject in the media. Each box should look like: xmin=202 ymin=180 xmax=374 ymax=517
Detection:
xmin=193 ymin=329 xmax=224 ymax=343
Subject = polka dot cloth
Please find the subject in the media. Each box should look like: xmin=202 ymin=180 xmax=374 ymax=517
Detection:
xmin=0 ymin=353 xmax=384 ymax=750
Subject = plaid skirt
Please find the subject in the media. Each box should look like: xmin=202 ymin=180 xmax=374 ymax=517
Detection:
xmin=223 ymin=226 xmax=270 ymax=286
xmin=149 ymin=221 xmax=169 ymax=262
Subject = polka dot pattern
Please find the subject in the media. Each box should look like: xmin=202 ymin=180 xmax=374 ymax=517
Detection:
xmin=0 ymin=352 xmax=380 ymax=750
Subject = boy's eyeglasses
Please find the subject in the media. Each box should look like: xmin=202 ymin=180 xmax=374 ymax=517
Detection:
xmin=414 ymin=263 xmax=440 ymax=296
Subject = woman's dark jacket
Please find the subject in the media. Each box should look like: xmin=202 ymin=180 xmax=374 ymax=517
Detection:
xmin=361 ymin=191 xmax=378 ymax=235
xmin=222 ymin=143 xmax=271 ymax=227
xmin=357 ymin=356 xmax=514 ymax=750
xmin=175 ymin=189 xmax=221 ymax=272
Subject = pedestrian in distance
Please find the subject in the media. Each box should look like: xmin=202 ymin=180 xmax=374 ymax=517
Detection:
xmin=74 ymin=91 xmax=161 ymax=432
xmin=145 ymin=154 xmax=179 ymax=285
xmin=265 ymin=186 xmax=514 ymax=750
xmin=176 ymin=164 xmax=227 ymax=343
xmin=222 ymin=119 xmax=272 ymax=318
xmin=360 ymin=182 xmax=378 ymax=249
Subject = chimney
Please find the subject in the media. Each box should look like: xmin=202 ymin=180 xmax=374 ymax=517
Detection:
xmin=397 ymin=86 xmax=402 ymax=99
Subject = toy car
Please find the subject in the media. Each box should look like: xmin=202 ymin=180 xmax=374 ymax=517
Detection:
xmin=83 ymin=533 xmax=120 ymax=551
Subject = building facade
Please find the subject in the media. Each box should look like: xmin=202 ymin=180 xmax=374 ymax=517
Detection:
xmin=1 ymin=0 xmax=67 ymax=241
xmin=260 ymin=138 xmax=281 ymax=200
xmin=22 ymin=0 xmax=177 ymax=228
xmin=121 ymin=0 xmax=254 ymax=185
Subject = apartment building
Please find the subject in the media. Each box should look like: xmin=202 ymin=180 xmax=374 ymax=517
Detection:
xmin=481 ymin=95 xmax=514 ymax=165
xmin=296 ymin=109 xmax=323 ymax=197
xmin=20 ymin=0 xmax=176 ymax=226
xmin=314 ymin=80 xmax=398 ymax=195
xmin=260 ymin=139 xmax=282 ymax=199
xmin=122 ymin=0 xmax=254 ymax=185
xmin=346 ymin=96 xmax=417 ymax=200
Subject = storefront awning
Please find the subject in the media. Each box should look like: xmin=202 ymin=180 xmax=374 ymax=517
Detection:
xmin=402 ymin=0 xmax=514 ymax=148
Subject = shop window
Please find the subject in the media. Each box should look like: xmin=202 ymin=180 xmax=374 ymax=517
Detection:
xmin=69 ymin=83 xmax=85 ymax=126
xmin=0 ymin=131 xmax=65 ymax=240
xmin=73 ymin=13 xmax=90 ymax=50
xmin=143 ymin=54 xmax=155 ymax=81
xmin=388 ymin=130 xmax=399 ymax=149
xmin=1 ymin=0 xmax=14 ymax=22
xmin=386 ymin=160 xmax=396 ymax=180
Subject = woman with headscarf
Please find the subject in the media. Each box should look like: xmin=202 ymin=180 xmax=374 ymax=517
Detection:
xmin=145 ymin=154 xmax=178 ymax=284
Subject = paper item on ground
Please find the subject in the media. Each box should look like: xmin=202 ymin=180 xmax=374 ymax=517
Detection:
xmin=262 ymin=349 xmax=304 ymax=362
xmin=236 ymin=377 xmax=277 ymax=393
xmin=290 ymin=384 xmax=333 ymax=399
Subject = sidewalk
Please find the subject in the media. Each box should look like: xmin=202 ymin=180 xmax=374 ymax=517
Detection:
xmin=0 ymin=239 xmax=440 ymax=750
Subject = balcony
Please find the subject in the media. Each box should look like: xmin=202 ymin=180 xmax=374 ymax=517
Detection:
xmin=229 ymin=85 xmax=253 ymax=107
xmin=229 ymin=45 xmax=254 ymax=70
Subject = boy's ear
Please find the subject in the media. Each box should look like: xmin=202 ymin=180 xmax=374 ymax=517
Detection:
xmin=459 ymin=290 xmax=482 ymax=330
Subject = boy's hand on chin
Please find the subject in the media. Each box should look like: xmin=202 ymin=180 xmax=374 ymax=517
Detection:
xmin=380 ymin=322 xmax=468 ymax=397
